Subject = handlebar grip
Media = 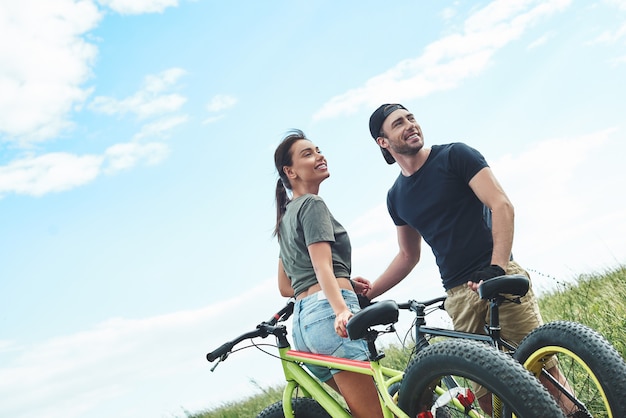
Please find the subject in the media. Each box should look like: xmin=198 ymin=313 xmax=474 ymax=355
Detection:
xmin=206 ymin=341 xmax=234 ymax=362
xmin=268 ymin=300 xmax=294 ymax=325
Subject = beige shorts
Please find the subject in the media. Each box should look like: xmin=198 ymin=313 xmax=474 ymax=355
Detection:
xmin=445 ymin=260 xmax=557 ymax=398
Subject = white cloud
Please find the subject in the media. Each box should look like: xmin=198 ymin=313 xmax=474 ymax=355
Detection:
xmin=441 ymin=4 xmax=459 ymax=21
xmin=206 ymin=94 xmax=238 ymax=112
xmin=0 ymin=152 xmax=103 ymax=197
xmin=0 ymin=278 xmax=284 ymax=418
xmin=527 ymin=31 xmax=555 ymax=49
xmin=96 ymin=0 xmax=179 ymax=15
xmin=104 ymin=142 xmax=170 ymax=173
xmin=202 ymin=115 xmax=225 ymax=125
xmin=0 ymin=140 xmax=173 ymax=197
xmin=0 ymin=0 xmax=101 ymax=143
xmin=144 ymin=67 xmax=187 ymax=92
xmin=89 ymin=94 xmax=187 ymax=120
xmin=605 ymin=0 xmax=626 ymax=11
xmin=132 ymin=115 xmax=189 ymax=140
xmin=0 ymin=340 xmax=17 ymax=354
xmin=201 ymin=94 xmax=237 ymax=125
xmin=609 ymin=54 xmax=626 ymax=66
xmin=89 ymin=68 xmax=188 ymax=120
xmin=587 ymin=21 xmax=626 ymax=45
xmin=313 ymin=0 xmax=571 ymax=120
xmin=0 ymin=5 xmax=190 ymax=198
xmin=491 ymin=127 xmax=625 ymax=283
xmin=0 ymin=66 xmax=188 ymax=198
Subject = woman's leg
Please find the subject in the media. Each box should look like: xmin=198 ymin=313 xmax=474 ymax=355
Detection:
xmin=332 ymin=371 xmax=384 ymax=418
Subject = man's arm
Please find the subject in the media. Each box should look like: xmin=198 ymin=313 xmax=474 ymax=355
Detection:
xmin=367 ymin=224 xmax=422 ymax=300
xmin=468 ymin=166 xmax=514 ymax=270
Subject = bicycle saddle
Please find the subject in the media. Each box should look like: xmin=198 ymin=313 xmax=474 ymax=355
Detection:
xmin=346 ymin=300 xmax=399 ymax=340
xmin=478 ymin=274 xmax=529 ymax=300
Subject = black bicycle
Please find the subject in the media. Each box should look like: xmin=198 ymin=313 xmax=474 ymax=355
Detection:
xmin=358 ymin=274 xmax=626 ymax=418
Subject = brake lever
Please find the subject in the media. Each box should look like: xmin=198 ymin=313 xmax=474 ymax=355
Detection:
xmin=210 ymin=359 xmax=221 ymax=372
xmin=210 ymin=352 xmax=230 ymax=372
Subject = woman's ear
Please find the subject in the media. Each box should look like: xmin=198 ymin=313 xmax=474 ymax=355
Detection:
xmin=283 ymin=165 xmax=297 ymax=180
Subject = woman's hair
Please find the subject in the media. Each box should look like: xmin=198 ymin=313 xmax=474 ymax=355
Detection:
xmin=273 ymin=129 xmax=307 ymax=239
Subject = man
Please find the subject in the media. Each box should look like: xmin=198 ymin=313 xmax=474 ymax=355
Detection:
xmin=363 ymin=103 xmax=561 ymax=413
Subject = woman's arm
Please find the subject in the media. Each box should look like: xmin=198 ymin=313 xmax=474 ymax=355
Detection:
xmin=307 ymin=241 xmax=352 ymax=337
xmin=277 ymin=258 xmax=294 ymax=297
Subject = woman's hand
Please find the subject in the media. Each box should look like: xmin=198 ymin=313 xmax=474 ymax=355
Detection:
xmin=334 ymin=309 xmax=353 ymax=338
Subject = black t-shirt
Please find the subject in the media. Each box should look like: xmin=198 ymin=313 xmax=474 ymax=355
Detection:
xmin=387 ymin=143 xmax=492 ymax=290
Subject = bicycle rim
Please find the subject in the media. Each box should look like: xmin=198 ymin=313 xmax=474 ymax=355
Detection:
xmin=523 ymin=345 xmax=610 ymax=418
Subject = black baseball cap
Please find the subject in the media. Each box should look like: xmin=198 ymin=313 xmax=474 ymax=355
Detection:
xmin=368 ymin=104 xmax=407 ymax=164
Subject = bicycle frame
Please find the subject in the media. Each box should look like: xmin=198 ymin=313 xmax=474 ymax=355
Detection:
xmin=278 ymin=346 xmax=405 ymax=417
xmin=411 ymin=296 xmax=517 ymax=351
xmin=275 ymin=337 xmax=481 ymax=417
xmin=245 ymin=301 xmax=483 ymax=418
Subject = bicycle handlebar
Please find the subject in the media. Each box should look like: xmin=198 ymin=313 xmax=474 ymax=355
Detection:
xmin=206 ymin=300 xmax=295 ymax=363
xmin=397 ymin=296 xmax=446 ymax=311
xmin=206 ymin=329 xmax=264 ymax=362
xmin=206 ymin=296 xmax=447 ymax=364
xmin=268 ymin=299 xmax=295 ymax=325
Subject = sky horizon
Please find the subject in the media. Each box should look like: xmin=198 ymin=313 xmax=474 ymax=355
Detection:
xmin=2 ymin=1 xmax=626 ymax=417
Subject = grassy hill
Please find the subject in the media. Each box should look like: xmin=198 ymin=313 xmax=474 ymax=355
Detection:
xmin=190 ymin=266 xmax=626 ymax=418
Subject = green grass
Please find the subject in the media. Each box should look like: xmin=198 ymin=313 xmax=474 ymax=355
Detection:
xmin=537 ymin=265 xmax=626 ymax=359
xmin=187 ymin=384 xmax=284 ymax=418
xmin=189 ymin=265 xmax=626 ymax=418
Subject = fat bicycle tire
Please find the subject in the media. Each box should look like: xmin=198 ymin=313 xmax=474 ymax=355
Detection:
xmin=256 ymin=397 xmax=331 ymax=418
xmin=514 ymin=320 xmax=626 ymax=418
xmin=398 ymin=339 xmax=565 ymax=418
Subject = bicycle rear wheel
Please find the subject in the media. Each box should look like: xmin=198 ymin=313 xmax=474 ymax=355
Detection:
xmin=398 ymin=339 xmax=565 ymax=418
xmin=514 ymin=321 xmax=626 ymax=418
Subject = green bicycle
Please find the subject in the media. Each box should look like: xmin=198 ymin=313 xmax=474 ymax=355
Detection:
xmin=207 ymin=297 xmax=565 ymax=417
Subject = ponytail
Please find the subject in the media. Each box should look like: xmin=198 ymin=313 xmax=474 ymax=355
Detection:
xmin=274 ymin=178 xmax=290 ymax=238
xmin=273 ymin=129 xmax=306 ymax=240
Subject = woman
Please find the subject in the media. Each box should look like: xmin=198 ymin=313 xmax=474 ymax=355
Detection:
xmin=273 ymin=130 xmax=383 ymax=418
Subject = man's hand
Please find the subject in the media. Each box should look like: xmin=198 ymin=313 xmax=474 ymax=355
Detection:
xmin=351 ymin=277 xmax=372 ymax=308
xmin=467 ymin=264 xmax=506 ymax=292
xmin=351 ymin=276 xmax=371 ymax=295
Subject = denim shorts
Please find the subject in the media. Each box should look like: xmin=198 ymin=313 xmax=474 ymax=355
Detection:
xmin=292 ymin=289 xmax=369 ymax=382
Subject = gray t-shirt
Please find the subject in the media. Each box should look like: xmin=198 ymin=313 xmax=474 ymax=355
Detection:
xmin=278 ymin=194 xmax=351 ymax=297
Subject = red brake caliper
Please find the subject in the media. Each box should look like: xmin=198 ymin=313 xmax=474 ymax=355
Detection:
xmin=456 ymin=388 xmax=476 ymax=413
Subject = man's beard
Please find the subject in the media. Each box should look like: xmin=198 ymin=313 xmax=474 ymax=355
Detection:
xmin=389 ymin=141 xmax=423 ymax=157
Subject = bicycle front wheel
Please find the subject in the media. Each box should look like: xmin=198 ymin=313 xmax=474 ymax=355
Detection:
xmin=514 ymin=321 xmax=626 ymax=418
xmin=398 ymin=339 xmax=565 ymax=418
xmin=257 ymin=398 xmax=331 ymax=418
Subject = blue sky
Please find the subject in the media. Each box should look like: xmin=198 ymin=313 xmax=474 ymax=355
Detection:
xmin=1 ymin=0 xmax=626 ymax=416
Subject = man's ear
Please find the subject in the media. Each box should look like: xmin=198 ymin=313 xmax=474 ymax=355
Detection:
xmin=376 ymin=136 xmax=388 ymax=149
